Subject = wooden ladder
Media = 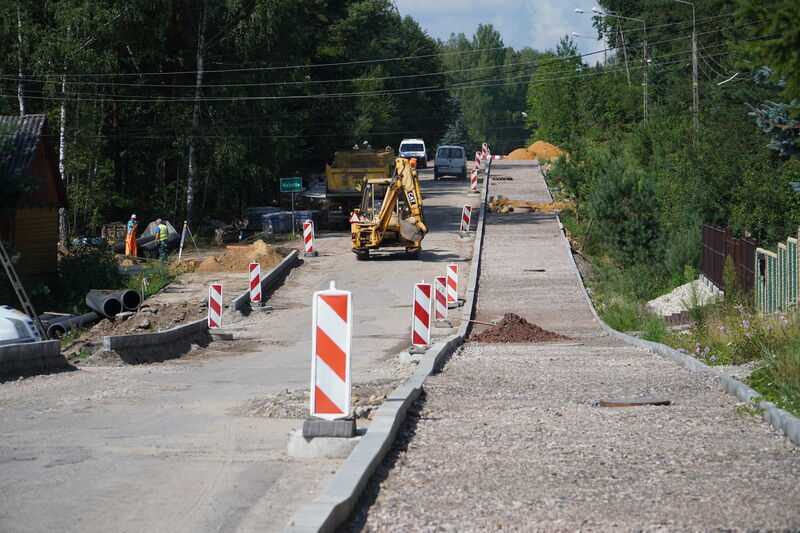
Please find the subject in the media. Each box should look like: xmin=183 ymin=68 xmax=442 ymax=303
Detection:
xmin=0 ymin=239 xmax=48 ymax=340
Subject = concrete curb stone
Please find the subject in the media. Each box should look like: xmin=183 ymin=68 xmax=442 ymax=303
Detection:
xmin=231 ymin=250 xmax=300 ymax=312
xmin=0 ymin=339 xmax=68 ymax=374
xmin=285 ymin=167 xmax=491 ymax=533
xmin=555 ymin=212 xmax=800 ymax=446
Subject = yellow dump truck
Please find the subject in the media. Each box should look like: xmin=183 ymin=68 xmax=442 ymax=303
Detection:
xmin=325 ymin=149 xmax=394 ymax=229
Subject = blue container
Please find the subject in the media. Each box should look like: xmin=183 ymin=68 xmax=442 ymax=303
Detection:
xmin=247 ymin=206 xmax=282 ymax=229
xmin=261 ymin=211 xmax=294 ymax=234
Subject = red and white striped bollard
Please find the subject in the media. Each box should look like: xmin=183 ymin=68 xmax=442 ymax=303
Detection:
xmin=208 ymin=283 xmax=222 ymax=328
xmin=303 ymin=219 xmax=318 ymax=257
xmin=412 ymin=281 xmax=432 ymax=347
xmin=249 ymin=262 xmax=261 ymax=303
xmin=310 ymin=281 xmax=352 ymax=419
xmin=446 ymin=263 xmax=459 ymax=308
xmin=469 ymin=167 xmax=479 ymax=194
xmin=434 ymin=276 xmax=447 ymax=322
xmin=460 ymin=205 xmax=473 ymax=233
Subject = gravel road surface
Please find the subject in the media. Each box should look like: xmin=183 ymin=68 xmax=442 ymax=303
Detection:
xmin=0 ymin=169 xmax=478 ymax=533
xmin=347 ymin=161 xmax=800 ymax=532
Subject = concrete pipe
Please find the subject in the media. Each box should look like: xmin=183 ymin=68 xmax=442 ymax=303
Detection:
xmin=47 ymin=312 xmax=100 ymax=338
xmin=85 ymin=290 xmax=123 ymax=318
xmin=111 ymin=289 xmax=142 ymax=311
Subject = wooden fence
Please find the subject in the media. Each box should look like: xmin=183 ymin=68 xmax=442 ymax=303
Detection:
xmin=701 ymin=223 xmax=756 ymax=294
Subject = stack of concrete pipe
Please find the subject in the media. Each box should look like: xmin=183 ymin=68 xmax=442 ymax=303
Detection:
xmin=42 ymin=289 xmax=143 ymax=338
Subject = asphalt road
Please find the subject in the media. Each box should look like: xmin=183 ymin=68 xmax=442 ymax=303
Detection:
xmin=0 ymin=168 xmax=480 ymax=533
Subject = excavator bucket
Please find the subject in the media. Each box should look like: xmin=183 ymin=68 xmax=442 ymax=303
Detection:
xmin=400 ymin=218 xmax=424 ymax=242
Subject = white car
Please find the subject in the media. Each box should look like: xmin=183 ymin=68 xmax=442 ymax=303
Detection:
xmin=433 ymin=146 xmax=467 ymax=180
xmin=0 ymin=305 xmax=41 ymax=345
xmin=398 ymin=138 xmax=428 ymax=168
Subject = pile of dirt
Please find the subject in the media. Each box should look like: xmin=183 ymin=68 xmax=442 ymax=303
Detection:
xmin=489 ymin=198 xmax=573 ymax=213
xmin=528 ymin=140 xmax=564 ymax=160
xmin=506 ymin=148 xmax=532 ymax=160
xmin=505 ymin=141 xmax=565 ymax=161
xmin=469 ymin=313 xmax=572 ymax=343
xmin=196 ymin=240 xmax=283 ymax=273
xmin=64 ymin=301 xmax=206 ymax=361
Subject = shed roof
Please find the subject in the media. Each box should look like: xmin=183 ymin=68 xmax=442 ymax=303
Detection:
xmin=0 ymin=114 xmax=67 ymax=207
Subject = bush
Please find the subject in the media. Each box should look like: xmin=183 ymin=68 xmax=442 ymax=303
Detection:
xmin=57 ymin=243 xmax=122 ymax=312
xmin=587 ymin=165 xmax=662 ymax=266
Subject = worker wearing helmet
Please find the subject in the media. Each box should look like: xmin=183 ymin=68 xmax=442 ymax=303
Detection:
xmin=155 ymin=219 xmax=169 ymax=262
xmin=125 ymin=214 xmax=138 ymax=256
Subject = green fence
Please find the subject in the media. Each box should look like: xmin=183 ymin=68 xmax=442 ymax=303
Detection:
xmin=755 ymin=228 xmax=800 ymax=313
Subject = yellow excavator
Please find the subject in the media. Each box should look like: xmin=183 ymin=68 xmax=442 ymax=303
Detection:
xmin=350 ymin=157 xmax=428 ymax=260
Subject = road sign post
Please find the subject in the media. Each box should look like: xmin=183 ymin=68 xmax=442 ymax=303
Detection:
xmin=280 ymin=177 xmax=303 ymax=237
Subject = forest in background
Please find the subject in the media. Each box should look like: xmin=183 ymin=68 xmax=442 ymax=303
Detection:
xmin=0 ymin=0 xmax=534 ymax=234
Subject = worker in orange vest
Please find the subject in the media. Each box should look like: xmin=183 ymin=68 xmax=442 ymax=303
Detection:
xmin=125 ymin=214 xmax=138 ymax=256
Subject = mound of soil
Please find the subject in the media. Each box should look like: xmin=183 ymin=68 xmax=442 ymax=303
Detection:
xmin=528 ymin=140 xmax=564 ymax=160
xmin=469 ymin=313 xmax=572 ymax=343
xmin=196 ymin=240 xmax=283 ymax=273
xmin=506 ymin=148 xmax=533 ymax=160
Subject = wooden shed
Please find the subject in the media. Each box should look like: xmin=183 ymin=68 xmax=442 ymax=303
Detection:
xmin=0 ymin=115 xmax=67 ymax=283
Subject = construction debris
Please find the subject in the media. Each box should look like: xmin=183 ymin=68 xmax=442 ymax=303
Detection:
xmin=488 ymin=197 xmax=573 ymax=213
xmin=469 ymin=313 xmax=572 ymax=343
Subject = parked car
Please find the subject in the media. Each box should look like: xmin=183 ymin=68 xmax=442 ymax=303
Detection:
xmin=398 ymin=138 xmax=428 ymax=168
xmin=433 ymin=145 xmax=467 ymax=180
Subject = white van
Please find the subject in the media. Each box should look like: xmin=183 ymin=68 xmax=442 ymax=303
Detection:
xmin=433 ymin=145 xmax=467 ymax=180
xmin=398 ymin=139 xmax=428 ymax=168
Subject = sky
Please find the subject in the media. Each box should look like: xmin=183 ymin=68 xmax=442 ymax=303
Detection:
xmin=392 ymin=0 xmax=607 ymax=59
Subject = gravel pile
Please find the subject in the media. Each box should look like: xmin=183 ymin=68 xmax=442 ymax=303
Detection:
xmin=346 ymin=161 xmax=800 ymax=532
xmin=645 ymin=279 xmax=720 ymax=317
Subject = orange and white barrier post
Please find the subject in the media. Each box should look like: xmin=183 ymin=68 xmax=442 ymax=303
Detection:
xmin=303 ymin=219 xmax=318 ymax=257
xmin=208 ymin=283 xmax=222 ymax=328
xmin=434 ymin=276 xmax=447 ymax=322
xmin=310 ymin=281 xmax=352 ymax=419
xmin=249 ymin=262 xmax=261 ymax=303
xmin=469 ymin=167 xmax=479 ymax=194
xmin=446 ymin=264 xmax=459 ymax=308
xmin=460 ymin=205 xmax=473 ymax=233
xmin=412 ymin=281 xmax=432 ymax=347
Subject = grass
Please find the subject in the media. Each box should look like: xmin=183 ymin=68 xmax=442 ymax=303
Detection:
xmin=125 ymin=261 xmax=176 ymax=300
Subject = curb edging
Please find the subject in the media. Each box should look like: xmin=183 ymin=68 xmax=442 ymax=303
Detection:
xmin=285 ymin=165 xmax=491 ymax=532
xmin=555 ymin=213 xmax=800 ymax=446
xmin=231 ymin=250 xmax=300 ymax=312
xmin=0 ymin=340 xmax=68 ymax=374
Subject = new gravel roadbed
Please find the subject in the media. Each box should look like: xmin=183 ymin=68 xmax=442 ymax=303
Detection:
xmin=345 ymin=160 xmax=800 ymax=532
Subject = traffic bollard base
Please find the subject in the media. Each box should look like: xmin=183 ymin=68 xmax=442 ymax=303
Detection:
xmin=302 ymin=417 xmax=357 ymax=438
xmin=304 ymin=251 xmax=319 ymax=257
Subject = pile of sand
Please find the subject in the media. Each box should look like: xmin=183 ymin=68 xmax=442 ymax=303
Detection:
xmin=196 ymin=240 xmax=283 ymax=273
xmin=505 ymin=141 xmax=565 ymax=161
xmin=506 ymin=148 xmax=532 ymax=160
xmin=489 ymin=198 xmax=573 ymax=214
xmin=469 ymin=313 xmax=572 ymax=343
xmin=528 ymin=140 xmax=564 ymax=160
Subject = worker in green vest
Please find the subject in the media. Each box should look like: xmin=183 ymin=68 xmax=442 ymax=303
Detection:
xmin=155 ymin=218 xmax=169 ymax=262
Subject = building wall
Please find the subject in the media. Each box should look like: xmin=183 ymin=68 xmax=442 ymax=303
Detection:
xmin=11 ymin=206 xmax=59 ymax=283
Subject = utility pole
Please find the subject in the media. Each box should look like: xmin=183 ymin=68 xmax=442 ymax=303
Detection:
xmin=672 ymin=0 xmax=698 ymax=140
